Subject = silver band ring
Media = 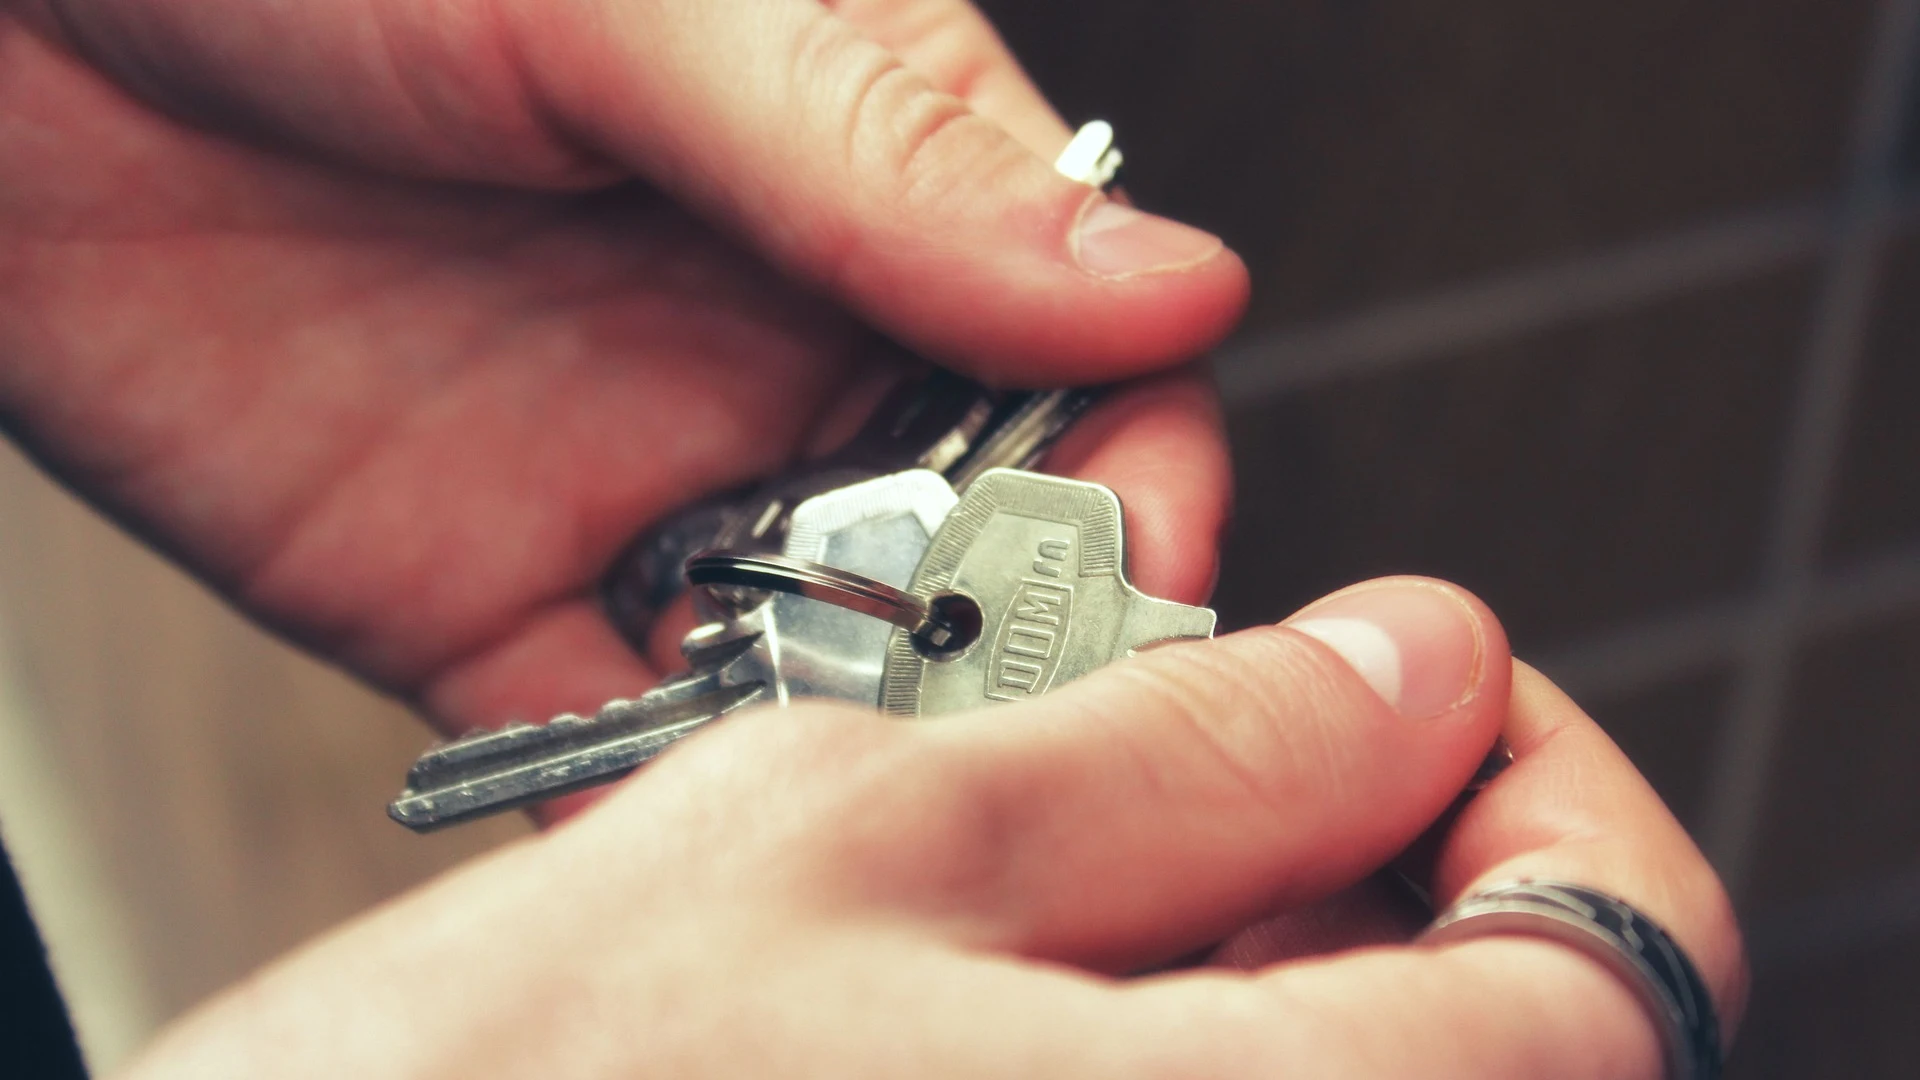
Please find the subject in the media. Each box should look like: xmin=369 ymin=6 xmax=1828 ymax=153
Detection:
xmin=1419 ymin=880 xmax=1722 ymax=1080
xmin=684 ymin=551 xmax=957 ymax=648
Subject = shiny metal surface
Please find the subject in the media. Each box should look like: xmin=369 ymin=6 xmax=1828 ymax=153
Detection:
xmin=388 ymin=631 xmax=770 ymax=831
xmin=392 ymin=470 xmax=960 ymax=828
xmin=688 ymin=553 xmax=951 ymax=644
xmin=881 ymin=469 xmax=1216 ymax=717
xmin=1422 ymin=882 xmax=1723 ymax=1080
xmin=737 ymin=469 xmax=959 ymax=705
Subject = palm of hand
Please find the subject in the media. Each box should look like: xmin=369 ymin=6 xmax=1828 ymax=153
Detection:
xmin=2 ymin=27 xmax=884 ymax=731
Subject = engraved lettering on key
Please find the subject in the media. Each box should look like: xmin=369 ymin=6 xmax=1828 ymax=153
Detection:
xmin=883 ymin=469 xmax=1217 ymax=717
xmin=1032 ymin=538 xmax=1069 ymax=578
xmin=987 ymin=537 xmax=1076 ymax=700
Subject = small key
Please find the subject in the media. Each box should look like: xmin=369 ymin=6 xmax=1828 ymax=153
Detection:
xmin=880 ymin=468 xmax=1215 ymax=716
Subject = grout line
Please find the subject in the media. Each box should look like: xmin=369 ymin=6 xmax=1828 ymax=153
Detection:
xmin=1700 ymin=0 xmax=1920 ymax=894
xmin=1806 ymin=543 xmax=1920 ymax=631
xmin=1528 ymin=543 xmax=1920 ymax=701
xmin=1210 ymin=202 xmax=1832 ymax=401
xmin=1748 ymin=863 xmax=1920 ymax=970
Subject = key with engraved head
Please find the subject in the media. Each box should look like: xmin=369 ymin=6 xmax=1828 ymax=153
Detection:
xmin=879 ymin=468 xmax=1215 ymax=715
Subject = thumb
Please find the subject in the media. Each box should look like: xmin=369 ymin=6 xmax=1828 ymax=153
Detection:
xmin=902 ymin=577 xmax=1510 ymax=970
xmin=511 ymin=0 xmax=1248 ymax=382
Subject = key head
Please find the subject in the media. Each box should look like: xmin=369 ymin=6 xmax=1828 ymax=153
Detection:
xmin=760 ymin=469 xmax=957 ymax=706
xmin=881 ymin=469 xmax=1215 ymax=716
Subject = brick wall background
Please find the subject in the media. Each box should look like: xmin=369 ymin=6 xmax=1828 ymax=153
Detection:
xmin=979 ymin=0 xmax=1919 ymax=1074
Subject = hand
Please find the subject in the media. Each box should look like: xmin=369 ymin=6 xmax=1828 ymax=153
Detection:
xmin=116 ymin=578 xmax=1746 ymax=1079
xmin=0 ymin=1 xmax=1246 ymax=735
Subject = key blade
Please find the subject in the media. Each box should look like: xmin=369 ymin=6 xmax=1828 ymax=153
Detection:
xmin=1120 ymin=596 xmax=1218 ymax=655
xmin=389 ymin=635 xmax=770 ymax=832
xmin=881 ymin=468 xmax=1215 ymax=717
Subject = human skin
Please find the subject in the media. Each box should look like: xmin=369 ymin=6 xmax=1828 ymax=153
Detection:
xmin=0 ymin=1 xmax=1744 ymax=1075
xmin=1 ymin=0 xmax=1243 ymax=739
xmin=116 ymin=580 xmax=1746 ymax=1079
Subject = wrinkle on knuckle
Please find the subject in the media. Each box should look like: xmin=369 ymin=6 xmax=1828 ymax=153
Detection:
xmin=784 ymin=9 xmax=1036 ymax=294
xmin=851 ymin=67 xmax=982 ymax=206
xmin=827 ymin=0 xmax=996 ymax=97
xmin=816 ymin=30 xmax=1012 ymax=206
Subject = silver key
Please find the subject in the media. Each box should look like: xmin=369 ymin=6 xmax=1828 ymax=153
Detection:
xmin=390 ymin=469 xmax=958 ymax=831
xmin=880 ymin=468 xmax=1215 ymax=716
xmin=709 ymin=468 xmax=956 ymax=707
xmin=388 ymin=629 xmax=769 ymax=830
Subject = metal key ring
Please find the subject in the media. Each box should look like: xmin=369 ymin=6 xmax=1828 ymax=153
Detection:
xmin=685 ymin=551 xmax=956 ymax=648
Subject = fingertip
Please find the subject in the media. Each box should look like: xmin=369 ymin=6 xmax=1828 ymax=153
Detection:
xmin=1283 ymin=576 xmax=1510 ymax=727
xmin=1072 ymin=197 xmax=1227 ymax=280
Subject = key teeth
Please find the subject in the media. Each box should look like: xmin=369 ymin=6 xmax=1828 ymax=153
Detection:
xmin=390 ymin=678 xmax=771 ymax=832
xmin=402 ymin=628 xmax=769 ymax=793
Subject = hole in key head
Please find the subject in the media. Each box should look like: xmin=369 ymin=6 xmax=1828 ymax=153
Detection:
xmin=916 ymin=592 xmax=982 ymax=660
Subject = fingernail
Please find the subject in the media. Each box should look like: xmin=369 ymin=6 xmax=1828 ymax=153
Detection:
xmin=1072 ymin=198 xmax=1223 ymax=279
xmin=1285 ymin=581 xmax=1483 ymax=719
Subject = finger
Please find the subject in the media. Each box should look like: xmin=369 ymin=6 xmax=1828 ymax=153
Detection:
xmin=49 ymin=0 xmax=1243 ymax=377
xmin=946 ymin=577 xmax=1509 ymax=969
xmin=1043 ymin=370 xmax=1231 ymax=605
xmin=667 ymin=577 xmax=1510 ymax=970
xmin=1132 ymin=661 xmax=1744 ymax=1080
xmin=510 ymin=0 xmax=1249 ymax=382
xmin=1427 ymin=660 xmax=1748 ymax=1040
xmin=830 ymin=0 xmax=1075 ymax=155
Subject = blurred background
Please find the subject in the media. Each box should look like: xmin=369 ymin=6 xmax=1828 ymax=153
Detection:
xmin=2 ymin=1 xmax=1916 ymax=1076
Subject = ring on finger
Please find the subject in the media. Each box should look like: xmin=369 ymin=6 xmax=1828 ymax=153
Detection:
xmin=1419 ymin=880 xmax=1723 ymax=1080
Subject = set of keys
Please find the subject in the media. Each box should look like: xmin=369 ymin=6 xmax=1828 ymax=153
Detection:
xmin=386 ymin=122 xmax=1220 ymax=832
xmin=390 ymin=462 xmax=1217 ymax=830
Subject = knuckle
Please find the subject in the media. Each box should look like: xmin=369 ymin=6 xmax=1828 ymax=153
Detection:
xmin=846 ymin=58 xmax=995 ymax=206
xmin=797 ymin=17 xmax=1022 ymax=206
xmin=841 ymin=0 xmax=1004 ymax=101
